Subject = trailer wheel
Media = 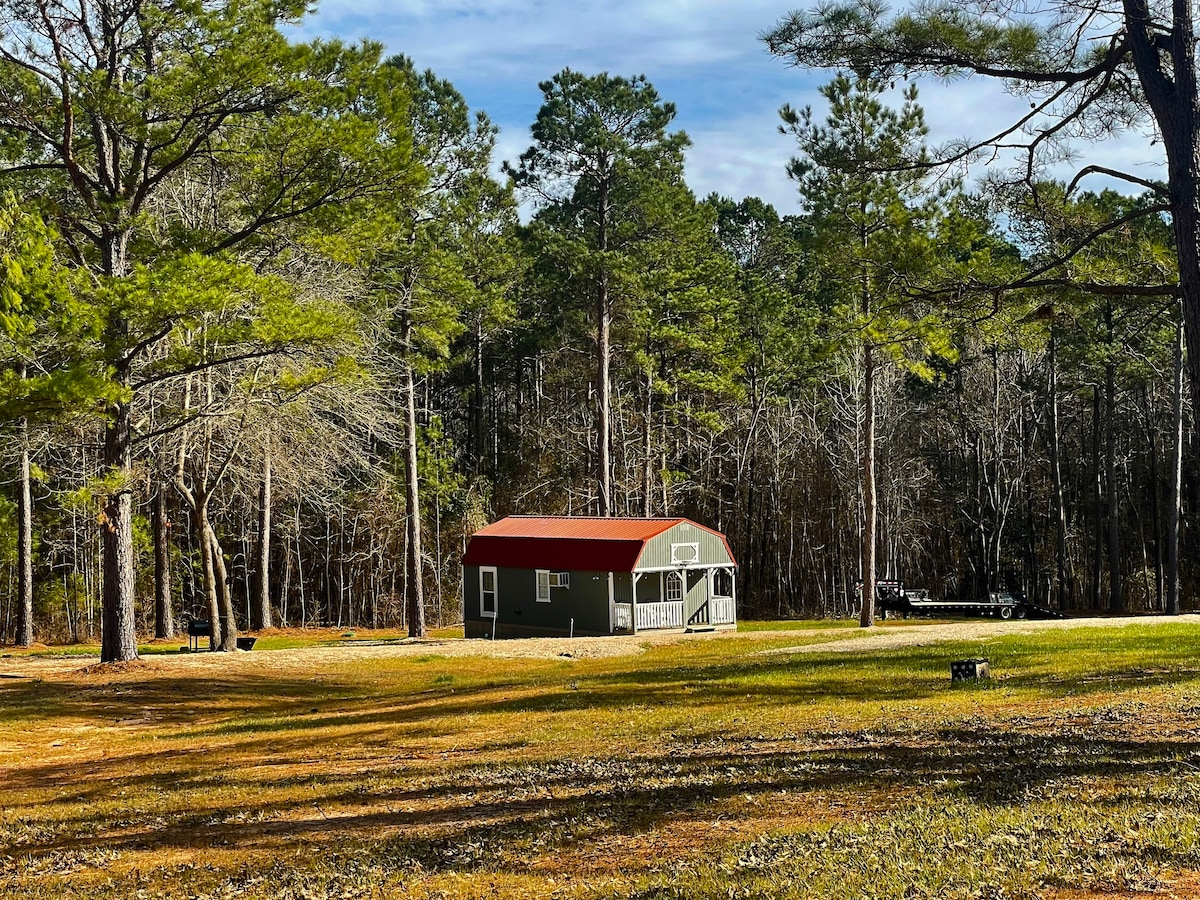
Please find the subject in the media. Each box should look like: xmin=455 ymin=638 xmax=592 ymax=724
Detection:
xmin=999 ymin=605 xmax=1013 ymax=620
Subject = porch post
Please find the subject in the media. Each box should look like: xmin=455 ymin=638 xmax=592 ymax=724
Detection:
xmin=731 ymin=566 xmax=737 ymax=625
xmin=631 ymin=571 xmax=638 ymax=634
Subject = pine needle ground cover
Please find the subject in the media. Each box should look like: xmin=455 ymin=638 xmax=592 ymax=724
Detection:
xmin=3 ymin=618 xmax=1200 ymax=900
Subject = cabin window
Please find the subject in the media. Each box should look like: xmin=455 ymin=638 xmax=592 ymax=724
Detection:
xmin=666 ymin=571 xmax=684 ymax=602
xmin=671 ymin=542 xmax=699 ymax=564
xmin=536 ymin=570 xmax=551 ymax=602
xmin=549 ymin=572 xmax=570 ymax=588
xmin=480 ymin=567 xmax=497 ymax=617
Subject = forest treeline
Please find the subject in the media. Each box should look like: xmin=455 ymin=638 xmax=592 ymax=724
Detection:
xmin=0 ymin=1 xmax=1194 ymax=654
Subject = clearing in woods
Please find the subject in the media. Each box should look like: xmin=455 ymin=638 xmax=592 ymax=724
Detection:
xmin=2 ymin=616 xmax=1200 ymax=899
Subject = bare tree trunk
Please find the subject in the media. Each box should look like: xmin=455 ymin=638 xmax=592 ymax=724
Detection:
xmin=642 ymin=370 xmax=653 ymax=518
xmin=597 ymin=177 xmax=612 ymax=517
xmin=402 ymin=337 xmax=426 ymax=638
xmin=15 ymin=412 xmax=33 ymax=648
xmin=1104 ymin=301 xmax=1123 ymax=611
xmin=197 ymin=504 xmax=222 ymax=650
xmin=1049 ymin=334 xmax=1072 ymax=609
xmin=1168 ymin=310 xmax=1185 ymax=614
xmin=101 ymin=381 xmax=139 ymax=663
xmin=153 ymin=488 xmax=175 ymax=640
xmin=473 ymin=318 xmax=486 ymax=474
xmin=1090 ymin=386 xmax=1104 ymax=610
xmin=860 ymin=341 xmax=877 ymax=628
xmin=254 ymin=446 xmax=273 ymax=630
xmin=100 ymin=229 xmax=138 ymax=663
xmin=1146 ymin=384 xmax=1164 ymax=610
xmin=209 ymin=521 xmax=238 ymax=650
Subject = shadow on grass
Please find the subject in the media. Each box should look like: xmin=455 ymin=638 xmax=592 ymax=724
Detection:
xmin=5 ymin=624 xmax=1200 ymax=878
xmin=5 ymin=705 xmax=1200 ymax=876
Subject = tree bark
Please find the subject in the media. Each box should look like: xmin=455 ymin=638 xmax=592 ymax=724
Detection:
xmin=642 ymin=369 xmax=653 ymax=518
xmin=153 ymin=488 xmax=175 ymax=640
xmin=1090 ymin=386 xmax=1103 ymax=610
xmin=1123 ymin=0 xmax=1200 ymax=401
xmin=1104 ymin=309 xmax=1122 ymax=611
xmin=100 ymin=379 xmax=139 ymax=663
xmin=1048 ymin=334 xmax=1072 ymax=609
xmin=473 ymin=318 xmax=486 ymax=475
xmin=597 ymin=174 xmax=613 ymax=517
xmin=100 ymin=226 xmax=138 ymax=662
xmin=1167 ymin=310 xmax=1185 ymax=614
xmin=1146 ymin=385 xmax=1164 ymax=610
xmin=209 ymin=522 xmax=238 ymax=650
xmin=15 ymin=412 xmax=33 ymax=648
xmin=402 ymin=327 xmax=426 ymax=638
xmin=860 ymin=340 xmax=877 ymax=628
xmin=196 ymin=504 xmax=222 ymax=650
xmin=254 ymin=446 xmax=273 ymax=630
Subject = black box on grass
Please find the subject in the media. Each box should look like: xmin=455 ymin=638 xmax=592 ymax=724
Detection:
xmin=951 ymin=658 xmax=990 ymax=681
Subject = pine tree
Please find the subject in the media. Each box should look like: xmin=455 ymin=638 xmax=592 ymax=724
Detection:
xmin=508 ymin=70 xmax=689 ymax=516
xmin=785 ymin=74 xmax=956 ymax=626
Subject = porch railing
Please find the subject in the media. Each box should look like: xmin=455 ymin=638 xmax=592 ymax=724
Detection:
xmin=638 ymin=600 xmax=684 ymax=630
xmin=615 ymin=600 xmax=685 ymax=631
xmin=710 ymin=596 xmax=736 ymax=625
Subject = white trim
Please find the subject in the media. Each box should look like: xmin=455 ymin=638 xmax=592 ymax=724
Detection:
xmin=636 ymin=563 xmax=731 ymax=573
xmin=608 ymin=572 xmax=617 ymax=632
xmin=671 ymin=542 xmax=700 ymax=564
xmin=535 ymin=569 xmax=551 ymax=603
xmin=480 ymin=566 xmax=498 ymax=618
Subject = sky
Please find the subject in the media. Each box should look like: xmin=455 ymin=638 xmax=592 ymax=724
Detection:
xmin=291 ymin=0 xmax=1165 ymax=216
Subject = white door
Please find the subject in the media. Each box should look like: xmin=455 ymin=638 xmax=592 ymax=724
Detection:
xmin=480 ymin=567 xmax=498 ymax=618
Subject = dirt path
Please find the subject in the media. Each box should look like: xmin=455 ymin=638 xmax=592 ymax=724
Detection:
xmin=759 ymin=613 xmax=1200 ymax=655
xmin=3 ymin=614 xmax=1198 ymax=681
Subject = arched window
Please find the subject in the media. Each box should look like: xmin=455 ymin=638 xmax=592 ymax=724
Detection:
xmin=666 ymin=572 xmax=683 ymax=602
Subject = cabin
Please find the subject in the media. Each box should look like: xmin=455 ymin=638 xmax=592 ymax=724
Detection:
xmin=461 ymin=516 xmax=738 ymax=638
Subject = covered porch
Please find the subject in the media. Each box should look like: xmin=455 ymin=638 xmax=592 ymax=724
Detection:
xmin=614 ymin=565 xmax=737 ymax=632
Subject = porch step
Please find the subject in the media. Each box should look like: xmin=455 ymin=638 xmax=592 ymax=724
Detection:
xmin=685 ymin=625 xmax=716 ymax=633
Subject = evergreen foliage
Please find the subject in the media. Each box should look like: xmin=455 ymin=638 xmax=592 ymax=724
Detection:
xmin=0 ymin=6 xmax=1195 ymax=649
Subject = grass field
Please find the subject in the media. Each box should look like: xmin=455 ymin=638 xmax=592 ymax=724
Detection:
xmin=3 ymin=617 xmax=1200 ymax=899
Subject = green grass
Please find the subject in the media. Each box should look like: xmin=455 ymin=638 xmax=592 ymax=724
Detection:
xmin=3 ymin=618 xmax=1200 ymax=899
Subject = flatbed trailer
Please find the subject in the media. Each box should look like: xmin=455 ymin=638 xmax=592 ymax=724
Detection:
xmin=875 ymin=581 xmax=1069 ymax=620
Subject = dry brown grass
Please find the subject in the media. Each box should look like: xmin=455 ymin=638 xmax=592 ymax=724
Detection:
xmin=3 ymin=617 xmax=1200 ymax=898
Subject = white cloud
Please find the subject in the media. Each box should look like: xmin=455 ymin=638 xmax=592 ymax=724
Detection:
xmin=681 ymin=113 xmax=803 ymax=212
xmin=296 ymin=0 xmax=1166 ymax=214
xmin=303 ymin=0 xmax=786 ymax=76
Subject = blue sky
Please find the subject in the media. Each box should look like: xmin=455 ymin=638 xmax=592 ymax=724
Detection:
xmin=293 ymin=0 xmax=1163 ymax=215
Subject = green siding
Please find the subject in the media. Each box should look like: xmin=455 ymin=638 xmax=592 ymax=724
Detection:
xmin=632 ymin=571 xmax=663 ymax=602
xmin=613 ymin=572 xmax=633 ymax=604
xmin=684 ymin=569 xmax=708 ymax=624
xmin=464 ymin=565 xmax=612 ymax=637
xmin=638 ymin=522 xmax=734 ymax=569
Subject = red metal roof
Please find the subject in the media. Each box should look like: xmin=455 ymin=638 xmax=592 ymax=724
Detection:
xmin=461 ymin=516 xmax=735 ymax=572
xmin=472 ymin=516 xmax=682 ymax=541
